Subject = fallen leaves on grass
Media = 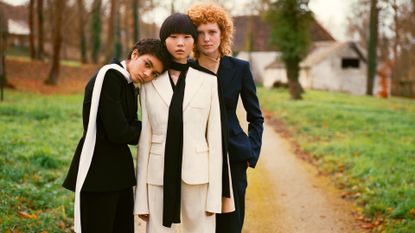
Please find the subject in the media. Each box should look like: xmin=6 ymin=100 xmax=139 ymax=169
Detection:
xmin=6 ymin=58 xmax=98 ymax=95
xmin=17 ymin=211 xmax=38 ymax=219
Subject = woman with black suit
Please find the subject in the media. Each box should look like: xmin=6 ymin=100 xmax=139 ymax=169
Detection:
xmin=62 ymin=39 xmax=170 ymax=233
xmin=188 ymin=4 xmax=265 ymax=233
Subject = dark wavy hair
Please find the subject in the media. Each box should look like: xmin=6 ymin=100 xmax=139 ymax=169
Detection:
xmin=159 ymin=13 xmax=198 ymax=43
xmin=127 ymin=38 xmax=171 ymax=71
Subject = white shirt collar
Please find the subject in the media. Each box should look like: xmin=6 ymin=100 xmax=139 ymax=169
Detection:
xmin=120 ymin=60 xmax=133 ymax=84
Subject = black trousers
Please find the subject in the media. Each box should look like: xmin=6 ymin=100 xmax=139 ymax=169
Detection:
xmin=216 ymin=161 xmax=248 ymax=233
xmin=80 ymin=187 xmax=134 ymax=233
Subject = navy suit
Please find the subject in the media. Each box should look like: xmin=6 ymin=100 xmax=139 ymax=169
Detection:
xmin=216 ymin=56 xmax=264 ymax=233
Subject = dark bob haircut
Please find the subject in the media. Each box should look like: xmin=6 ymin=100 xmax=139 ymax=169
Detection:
xmin=159 ymin=13 xmax=198 ymax=43
xmin=127 ymin=38 xmax=171 ymax=71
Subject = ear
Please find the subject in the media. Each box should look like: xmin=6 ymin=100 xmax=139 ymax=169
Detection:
xmin=131 ymin=49 xmax=140 ymax=60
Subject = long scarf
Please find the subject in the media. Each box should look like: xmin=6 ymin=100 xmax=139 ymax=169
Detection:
xmin=74 ymin=61 xmax=130 ymax=233
xmin=162 ymin=62 xmax=188 ymax=227
xmin=190 ymin=61 xmax=231 ymax=198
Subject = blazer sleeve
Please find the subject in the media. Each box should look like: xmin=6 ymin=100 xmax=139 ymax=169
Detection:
xmin=134 ymin=84 xmax=151 ymax=215
xmin=206 ymin=78 xmax=223 ymax=213
xmin=240 ymin=61 xmax=264 ymax=168
xmin=99 ymin=70 xmax=140 ymax=144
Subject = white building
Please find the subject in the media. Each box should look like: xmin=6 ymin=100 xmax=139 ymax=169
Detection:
xmin=263 ymin=41 xmax=368 ymax=95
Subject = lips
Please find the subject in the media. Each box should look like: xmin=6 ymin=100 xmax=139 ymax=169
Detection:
xmin=176 ymin=49 xmax=185 ymax=53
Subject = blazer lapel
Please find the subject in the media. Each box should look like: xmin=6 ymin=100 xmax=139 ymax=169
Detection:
xmin=183 ymin=67 xmax=205 ymax=111
xmin=152 ymin=72 xmax=173 ymax=107
xmin=217 ymin=56 xmax=236 ymax=91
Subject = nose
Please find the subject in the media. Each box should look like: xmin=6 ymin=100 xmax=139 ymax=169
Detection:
xmin=203 ymin=33 xmax=210 ymax=42
xmin=144 ymin=69 xmax=151 ymax=77
xmin=177 ymin=38 xmax=184 ymax=46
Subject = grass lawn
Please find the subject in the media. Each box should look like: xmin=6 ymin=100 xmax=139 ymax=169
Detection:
xmin=258 ymin=88 xmax=415 ymax=232
xmin=1 ymin=83 xmax=413 ymax=232
xmin=0 ymin=90 xmax=83 ymax=232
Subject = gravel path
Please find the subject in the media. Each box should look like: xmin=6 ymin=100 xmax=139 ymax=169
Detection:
xmin=135 ymin=115 xmax=367 ymax=233
xmin=242 ymin=120 xmax=366 ymax=233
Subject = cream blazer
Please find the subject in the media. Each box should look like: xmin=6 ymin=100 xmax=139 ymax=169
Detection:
xmin=134 ymin=67 xmax=223 ymax=214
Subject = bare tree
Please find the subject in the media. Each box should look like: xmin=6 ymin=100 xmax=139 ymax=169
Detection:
xmin=36 ymin=0 xmax=44 ymax=60
xmin=132 ymin=0 xmax=140 ymax=42
xmin=347 ymin=1 xmax=371 ymax=49
xmin=44 ymin=0 xmax=64 ymax=85
xmin=114 ymin=7 xmax=122 ymax=59
xmin=0 ymin=7 xmax=8 ymax=100
xmin=77 ymin=0 xmax=87 ymax=63
xmin=367 ymin=0 xmax=379 ymax=96
xmin=91 ymin=0 xmax=102 ymax=64
xmin=29 ymin=0 xmax=36 ymax=59
xmin=105 ymin=0 xmax=117 ymax=62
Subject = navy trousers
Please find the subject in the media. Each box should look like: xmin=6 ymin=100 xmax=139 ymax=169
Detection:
xmin=216 ymin=161 xmax=248 ymax=233
xmin=80 ymin=187 xmax=134 ymax=233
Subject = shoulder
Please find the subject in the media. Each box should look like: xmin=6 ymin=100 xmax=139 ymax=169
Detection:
xmin=99 ymin=66 xmax=128 ymax=87
xmin=188 ymin=61 xmax=216 ymax=76
xmin=189 ymin=66 xmax=216 ymax=80
xmin=223 ymin=56 xmax=249 ymax=67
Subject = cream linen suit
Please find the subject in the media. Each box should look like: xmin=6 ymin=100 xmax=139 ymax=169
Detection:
xmin=134 ymin=67 xmax=223 ymax=233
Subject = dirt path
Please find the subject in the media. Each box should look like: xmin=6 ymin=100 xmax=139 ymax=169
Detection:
xmin=135 ymin=117 xmax=367 ymax=233
xmin=242 ymin=120 xmax=366 ymax=233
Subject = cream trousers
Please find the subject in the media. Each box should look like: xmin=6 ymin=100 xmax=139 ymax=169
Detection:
xmin=146 ymin=181 xmax=215 ymax=233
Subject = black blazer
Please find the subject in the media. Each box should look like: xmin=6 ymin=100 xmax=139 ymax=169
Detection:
xmin=217 ymin=56 xmax=264 ymax=168
xmin=63 ymin=59 xmax=141 ymax=192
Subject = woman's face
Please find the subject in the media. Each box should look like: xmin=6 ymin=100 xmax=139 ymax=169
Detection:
xmin=127 ymin=50 xmax=164 ymax=83
xmin=165 ymin=34 xmax=194 ymax=63
xmin=197 ymin=23 xmax=221 ymax=58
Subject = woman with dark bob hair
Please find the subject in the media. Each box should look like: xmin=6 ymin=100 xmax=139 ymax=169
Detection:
xmin=134 ymin=13 xmax=229 ymax=233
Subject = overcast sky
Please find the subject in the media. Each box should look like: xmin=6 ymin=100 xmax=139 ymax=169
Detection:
xmin=2 ymin=0 xmax=352 ymax=40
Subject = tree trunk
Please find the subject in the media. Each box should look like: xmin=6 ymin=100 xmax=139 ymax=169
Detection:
xmin=44 ymin=0 xmax=64 ymax=85
xmin=29 ymin=0 xmax=36 ymax=59
xmin=366 ymin=0 xmax=378 ymax=96
xmin=91 ymin=0 xmax=102 ymax=64
xmin=171 ymin=0 xmax=175 ymax=14
xmin=390 ymin=0 xmax=400 ymax=95
xmin=36 ymin=0 xmax=44 ymax=60
xmin=132 ymin=0 xmax=139 ymax=42
xmin=114 ymin=8 xmax=122 ymax=59
xmin=105 ymin=0 xmax=116 ymax=62
xmin=286 ymin=59 xmax=303 ymax=100
xmin=77 ymin=0 xmax=87 ymax=63
xmin=0 ymin=9 xmax=8 ymax=100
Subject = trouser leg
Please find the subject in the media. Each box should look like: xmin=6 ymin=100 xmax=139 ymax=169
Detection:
xmin=147 ymin=184 xmax=175 ymax=233
xmin=181 ymin=181 xmax=215 ymax=233
xmin=113 ymin=187 xmax=134 ymax=233
xmin=216 ymin=161 xmax=248 ymax=233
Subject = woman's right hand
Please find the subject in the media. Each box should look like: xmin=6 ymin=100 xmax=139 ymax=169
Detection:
xmin=138 ymin=214 xmax=149 ymax=222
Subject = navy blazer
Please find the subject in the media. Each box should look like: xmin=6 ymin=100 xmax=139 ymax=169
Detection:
xmin=63 ymin=59 xmax=140 ymax=192
xmin=218 ymin=56 xmax=264 ymax=168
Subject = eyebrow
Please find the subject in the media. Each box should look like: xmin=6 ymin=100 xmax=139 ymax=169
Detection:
xmin=145 ymin=59 xmax=154 ymax=68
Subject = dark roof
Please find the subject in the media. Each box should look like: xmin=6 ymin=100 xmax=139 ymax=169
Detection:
xmin=232 ymin=15 xmax=335 ymax=52
xmin=0 ymin=2 xmax=27 ymax=22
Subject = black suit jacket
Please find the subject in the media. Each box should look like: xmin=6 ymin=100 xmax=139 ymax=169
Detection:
xmin=217 ymin=56 xmax=264 ymax=168
xmin=63 ymin=59 xmax=141 ymax=192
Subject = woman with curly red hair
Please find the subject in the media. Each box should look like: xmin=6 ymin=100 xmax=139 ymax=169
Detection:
xmin=188 ymin=3 xmax=264 ymax=233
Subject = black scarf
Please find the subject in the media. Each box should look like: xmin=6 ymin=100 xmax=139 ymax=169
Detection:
xmin=191 ymin=61 xmax=231 ymax=198
xmin=163 ymin=61 xmax=188 ymax=227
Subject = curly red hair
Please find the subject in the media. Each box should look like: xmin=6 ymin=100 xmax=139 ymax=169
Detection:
xmin=187 ymin=2 xmax=233 ymax=58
